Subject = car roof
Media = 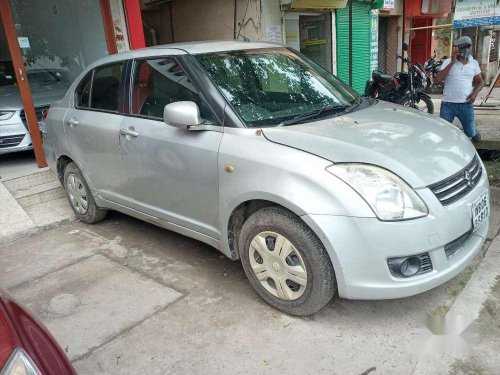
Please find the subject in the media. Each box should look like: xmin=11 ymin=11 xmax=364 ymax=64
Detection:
xmin=87 ymin=40 xmax=282 ymax=68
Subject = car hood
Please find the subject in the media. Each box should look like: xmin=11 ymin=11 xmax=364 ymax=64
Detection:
xmin=0 ymin=84 xmax=67 ymax=110
xmin=262 ymin=100 xmax=476 ymax=188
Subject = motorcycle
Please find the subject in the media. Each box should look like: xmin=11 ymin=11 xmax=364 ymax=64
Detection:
xmin=424 ymin=52 xmax=445 ymax=94
xmin=364 ymin=43 xmax=434 ymax=114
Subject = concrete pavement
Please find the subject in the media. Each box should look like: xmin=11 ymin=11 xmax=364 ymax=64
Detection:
xmin=1 ymin=208 xmax=500 ymax=374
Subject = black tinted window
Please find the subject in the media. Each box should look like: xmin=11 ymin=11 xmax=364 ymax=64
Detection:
xmin=131 ymin=58 xmax=214 ymax=122
xmin=76 ymin=72 xmax=92 ymax=108
xmin=0 ymin=61 xmax=15 ymax=86
xmin=91 ymin=63 xmax=123 ymax=112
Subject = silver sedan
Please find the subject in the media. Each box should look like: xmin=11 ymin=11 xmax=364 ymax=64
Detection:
xmin=43 ymin=41 xmax=489 ymax=316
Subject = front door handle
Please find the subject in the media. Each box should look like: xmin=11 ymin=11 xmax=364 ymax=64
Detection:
xmin=67 ymin=117 xmax=79 ymax=127
xmin=119 ymin=128 xmax=139 ymax=138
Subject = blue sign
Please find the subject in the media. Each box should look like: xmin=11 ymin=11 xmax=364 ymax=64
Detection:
xmin=454 ymin=15 xmax=500 ymax=28
xmin=453 ymin=0 xmax=500 ymax=29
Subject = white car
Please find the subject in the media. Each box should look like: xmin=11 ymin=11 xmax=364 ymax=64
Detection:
xmin=0 ymin=62 xmax=72 ymax=154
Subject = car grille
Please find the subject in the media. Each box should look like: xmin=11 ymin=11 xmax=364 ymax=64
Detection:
xmin=428 ymin=156 xmax=482 ymax=206
xmin=0 ymin=134 xmax=25 ymax=148
xmin=444 ymin=228 xmax=473 ymax=259
xmin=19 ymin=105 xmax=50 ymax=131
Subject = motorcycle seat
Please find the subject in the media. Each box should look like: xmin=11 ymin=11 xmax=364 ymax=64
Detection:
xmin=372 ymin=71 xmax=393 ymax=84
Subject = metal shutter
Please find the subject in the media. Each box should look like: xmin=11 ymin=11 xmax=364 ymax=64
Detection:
xmin=336 ymin=2 xmax=372 ymax=93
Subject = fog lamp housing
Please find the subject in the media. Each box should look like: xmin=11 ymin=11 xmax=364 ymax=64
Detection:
xmin=387 ymin=253 xmax=433 ymax=278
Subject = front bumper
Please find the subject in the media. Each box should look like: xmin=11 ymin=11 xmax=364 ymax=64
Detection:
xmin=303 ymin=169 xmax=489 ymax=300
xmin=0 ymin=114 xmax=32 ymax=155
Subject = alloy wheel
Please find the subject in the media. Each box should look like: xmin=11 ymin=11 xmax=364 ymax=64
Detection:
xmin=66 ymin=173 xmax=89 ymax=215
xmin=248 ymin=231 xmax=307 ymax=300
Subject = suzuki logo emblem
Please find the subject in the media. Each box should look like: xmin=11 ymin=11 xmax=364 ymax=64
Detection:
xmin=464 ymin=170 xmax=473 ymax=188
xmin=272 ymin=261 xmax=280 ymax=272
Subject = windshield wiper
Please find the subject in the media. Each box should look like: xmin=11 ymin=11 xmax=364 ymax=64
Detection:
xmin=277 ymin=105 xmax=349 ymax=127
xmin=340 ymin=96 xmax=364 ymax=115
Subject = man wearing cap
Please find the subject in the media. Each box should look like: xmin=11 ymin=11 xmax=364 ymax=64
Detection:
xmin=436 ymin=36 xmax=484 ymax=143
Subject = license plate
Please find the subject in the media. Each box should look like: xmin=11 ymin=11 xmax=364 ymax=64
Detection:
xmin=472 ymin=190 xmax=489 ymax=231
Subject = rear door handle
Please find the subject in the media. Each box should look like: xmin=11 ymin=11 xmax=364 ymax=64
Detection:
xmin=119 ymin=128 xmax=139 ymax=138
xmin=67 ymin=118 xmax=79 ymax=127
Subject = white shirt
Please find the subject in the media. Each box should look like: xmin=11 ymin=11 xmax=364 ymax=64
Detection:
xmin=440 ymin=55 xmax=481 ymax=103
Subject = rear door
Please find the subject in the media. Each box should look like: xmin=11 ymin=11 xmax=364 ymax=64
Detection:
xmin=118 ymin=56 xmax=223 ymax=239
xmin=64 ymin=61 xmax=132 ymax=204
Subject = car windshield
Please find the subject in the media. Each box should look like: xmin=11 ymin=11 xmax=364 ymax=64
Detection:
xmin=195 ymin=48 xmax=359 ymax=127
xmin=0 ymin=62 xmax=73 ymax=89
xmin=26 ymin=69 xmax=73 ymax=89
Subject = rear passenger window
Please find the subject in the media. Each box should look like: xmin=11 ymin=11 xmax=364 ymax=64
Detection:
xmin=75 ymin=72 xmax=92 ymax=108
xmin=90 ymin=63 xmax=123 ymax=112
xmin=130 ymin=58 xmax=214 ymax=122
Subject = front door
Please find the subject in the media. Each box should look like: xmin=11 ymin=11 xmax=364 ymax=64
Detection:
xmin=119 ymin=57 xmax=222 ymax=239
xmin=410 ymin=18 xmax=432 ymax=66
xmin=64 ymin=61 xmax=131 ymax=205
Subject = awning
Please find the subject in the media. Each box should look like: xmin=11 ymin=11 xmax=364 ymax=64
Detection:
xmin=289 ymin=0 xmax=348 ymax=9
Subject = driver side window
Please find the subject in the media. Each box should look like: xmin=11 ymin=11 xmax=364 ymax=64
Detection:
xmin=130 ymin=58 xmax=215 ymax=123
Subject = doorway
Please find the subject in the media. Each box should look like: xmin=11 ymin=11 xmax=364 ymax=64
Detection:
xmin=0 ymin=0 xmax=115 ymax=170
xmin=410 ymin=17 xmax=432 ymax=66
xmin=285 ymin=12 xmax=333 ymax=72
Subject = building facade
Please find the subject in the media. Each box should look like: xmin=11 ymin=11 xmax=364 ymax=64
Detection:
xmin=2 ymin=0 xmax=499 ymax=167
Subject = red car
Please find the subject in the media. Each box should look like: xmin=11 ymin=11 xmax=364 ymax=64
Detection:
xmin=0 ymin=291 xmax=76 ymax=374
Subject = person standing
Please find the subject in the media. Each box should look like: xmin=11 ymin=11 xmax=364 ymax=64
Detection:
xmin=436 ymin=36 xmax=484 ymax=143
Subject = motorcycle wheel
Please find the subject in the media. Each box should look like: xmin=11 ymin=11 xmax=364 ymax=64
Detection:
xmin=399 ymin=94 xmax=434 ymax=114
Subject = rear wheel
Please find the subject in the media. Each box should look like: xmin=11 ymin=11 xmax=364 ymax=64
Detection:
xmin=63 ymin=162 xmax=107 ymax=224
xmin=239 ymin=207 xmax=336 ymax=316
xmin=399 ymin=94 xmax=434 ymax=114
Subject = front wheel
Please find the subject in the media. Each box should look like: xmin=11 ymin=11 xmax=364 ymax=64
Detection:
xmin=399 ymin=94 xmax=434 ymax=114
xmin=239 ymin=207 xmax=337 ymax=316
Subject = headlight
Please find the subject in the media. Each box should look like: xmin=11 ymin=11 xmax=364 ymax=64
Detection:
xmin=327 ymin=164 xmax=428 ymax=221
xmin=1 ymin=348 xmax=41 ymax=375
xmin=0 ymin=111 xmax=15 ymax=121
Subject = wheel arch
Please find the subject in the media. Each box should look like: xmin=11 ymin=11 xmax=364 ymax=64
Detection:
xmin=222 ymin=194 xmax=316 ymax=260
xmin=56 ymin=154 xmax=74 ymax=184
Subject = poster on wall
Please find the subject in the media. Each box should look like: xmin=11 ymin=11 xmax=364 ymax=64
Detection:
xmin=454 ymin=0 xmax=500 ymax=28
xmin=108 ymin=0 xmax=130 ymax=52
xmin=369 ymin=10 xmax=379 ymax=73
xmin=17 ymin=37 xmax=30 ymax=49
xmin=266 ymin=25 xmax=283 ymax=44
xmin=382 ymin=0 xmax=395 ymax=10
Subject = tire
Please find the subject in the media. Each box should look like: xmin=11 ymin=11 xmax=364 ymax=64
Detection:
xmin=239 ymin=206 xmax=336 ymax=316
xmin=398 ymin=94 xmax=434 ymax=114
xmin=63 ymin=162 xmax=107 ymax=224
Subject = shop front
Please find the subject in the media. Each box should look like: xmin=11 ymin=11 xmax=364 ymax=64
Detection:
xmin=0 ymin=0 xmax=132 ymax=167
xmin=282 ymin=0 xmax=348 ymax=73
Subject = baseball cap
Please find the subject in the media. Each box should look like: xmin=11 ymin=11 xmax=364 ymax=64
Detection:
xmin=454 ymin=36 xmax=472 ymax=48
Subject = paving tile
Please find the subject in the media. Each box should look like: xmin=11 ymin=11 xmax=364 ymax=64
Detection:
xmin=3 ymin=170 xmax=57 ymax=192
xmin=10 ymin=254 xmax=182 ymax=361
xmin=18 ymin=187 xmax=66 ymax=207
xmin=11 ymin=180 xmax=62 ymax=199
xmin=0 ymin=226 xmax=101 ymax=289
xmin=24 ymin=197 xmax=75 ymax=227
xmin=0 ymin=182 xmax=35 ymax=243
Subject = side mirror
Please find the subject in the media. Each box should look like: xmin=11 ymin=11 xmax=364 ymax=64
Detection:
xmin=402 ymin=42 xmax=409 ymax=52
xmin=163 ymin=101 xmax=202 ymax=129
